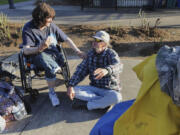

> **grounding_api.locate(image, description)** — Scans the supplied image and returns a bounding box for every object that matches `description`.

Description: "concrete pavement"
[2,55,142,135]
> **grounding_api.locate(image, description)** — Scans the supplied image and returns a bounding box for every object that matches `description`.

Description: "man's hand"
[94,68,108,80]
[67,86,75,100]
[77,51,86,59]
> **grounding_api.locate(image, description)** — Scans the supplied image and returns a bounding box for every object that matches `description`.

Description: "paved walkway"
[0,0,180,27]
[1,38,142,135]
[3,55,142,135]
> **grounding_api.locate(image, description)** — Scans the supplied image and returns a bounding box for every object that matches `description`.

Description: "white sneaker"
[48,92,60,107]
[54,67,62,74]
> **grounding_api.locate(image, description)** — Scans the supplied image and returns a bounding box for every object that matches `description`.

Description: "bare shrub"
[0,13,11,45]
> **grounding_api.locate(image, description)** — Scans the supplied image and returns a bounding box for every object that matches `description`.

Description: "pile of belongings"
[0,61,29,133]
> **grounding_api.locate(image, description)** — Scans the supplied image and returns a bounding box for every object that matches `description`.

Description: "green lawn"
[0,0,30,5]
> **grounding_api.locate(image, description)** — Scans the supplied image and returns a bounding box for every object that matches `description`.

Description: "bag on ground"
[0,81,27,122]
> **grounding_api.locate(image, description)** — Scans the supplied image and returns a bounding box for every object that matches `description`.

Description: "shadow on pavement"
[5,90,105,133]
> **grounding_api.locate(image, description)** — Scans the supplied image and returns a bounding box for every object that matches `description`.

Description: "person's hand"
[39,36,52,52]
[77,51,87,59]
[67,86,75,100]
[45,36,53,47]
[94,68,108,80]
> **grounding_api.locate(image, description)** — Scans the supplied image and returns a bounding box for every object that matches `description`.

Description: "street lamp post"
[8,0,16,9]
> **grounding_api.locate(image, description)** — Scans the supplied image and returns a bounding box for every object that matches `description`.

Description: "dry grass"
[0,13,23,47]
[0,18,179,57]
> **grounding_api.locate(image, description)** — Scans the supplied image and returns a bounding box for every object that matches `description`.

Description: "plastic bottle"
[0,116,6,133]
[12,102,27,121]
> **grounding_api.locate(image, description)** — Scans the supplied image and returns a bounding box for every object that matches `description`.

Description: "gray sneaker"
[48,92,60,107]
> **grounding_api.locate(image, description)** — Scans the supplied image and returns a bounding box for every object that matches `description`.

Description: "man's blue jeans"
[74,85,122,110]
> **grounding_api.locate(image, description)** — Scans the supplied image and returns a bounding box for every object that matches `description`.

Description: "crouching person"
[67,31,123,111]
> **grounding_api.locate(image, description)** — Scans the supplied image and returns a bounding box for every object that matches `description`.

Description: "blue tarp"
[90,99,135,135]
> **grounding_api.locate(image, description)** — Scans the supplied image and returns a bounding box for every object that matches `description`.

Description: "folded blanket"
[114,55,180,135]
[90,99,135,135]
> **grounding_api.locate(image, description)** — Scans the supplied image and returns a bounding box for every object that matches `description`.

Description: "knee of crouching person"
[113,92,122,103]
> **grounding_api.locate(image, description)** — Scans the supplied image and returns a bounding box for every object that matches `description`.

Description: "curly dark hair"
[32,2,55,27]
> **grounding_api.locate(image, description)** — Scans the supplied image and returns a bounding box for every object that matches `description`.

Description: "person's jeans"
[32,49,64,81]
[74,85,122,110]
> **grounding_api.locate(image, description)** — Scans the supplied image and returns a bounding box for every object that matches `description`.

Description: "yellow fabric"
[114,54,180,135]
